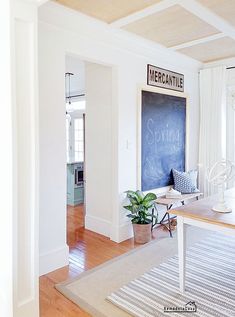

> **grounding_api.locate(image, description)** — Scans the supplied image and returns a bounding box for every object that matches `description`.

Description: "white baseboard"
[85,215,111,237]
[111,211,167,243]
[85,210,168,243]
[39,244,69,276]
[110,222,133,243]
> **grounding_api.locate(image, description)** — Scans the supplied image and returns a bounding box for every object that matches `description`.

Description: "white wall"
[65,55,85,95]
[38,27,69,275]
[38,1,201,274]
[85,63,113,236]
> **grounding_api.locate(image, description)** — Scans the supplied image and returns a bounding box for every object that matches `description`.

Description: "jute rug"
[56,227,213,317]
[107,233,235,317]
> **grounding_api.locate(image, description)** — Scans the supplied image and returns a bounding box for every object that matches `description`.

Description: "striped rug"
[107,233,235,317]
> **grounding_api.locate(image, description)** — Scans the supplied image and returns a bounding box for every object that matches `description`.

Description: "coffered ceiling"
[178,36,235,62]
[198,0,235,27]
[53,0,235,63]
[54,0,162,23]
[123,5,219,48]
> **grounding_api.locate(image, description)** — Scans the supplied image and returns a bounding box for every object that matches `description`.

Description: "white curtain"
[226,70,235,188]
[199,66,226,196]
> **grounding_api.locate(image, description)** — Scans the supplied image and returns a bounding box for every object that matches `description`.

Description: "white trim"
[170,33,225,51]
[11,1,40,316]
[65,56,119,244]
[26,0,47,5]
[116,222,133,243]
[203,57,235,69]
[0,1,13,316]
[180,0,235,41]
[39,245,69,276]
[110,0,178,28]
[85,215,111,238]
[36,0,49,6]
[137,85,189,193]
[183,217,235,236]
[110,66,120,243]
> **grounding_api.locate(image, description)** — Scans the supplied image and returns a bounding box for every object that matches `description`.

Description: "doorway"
[64,54,115,252]
[65,55,86,247]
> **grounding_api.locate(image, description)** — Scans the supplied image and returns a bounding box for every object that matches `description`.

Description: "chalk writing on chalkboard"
[141,90,186,191]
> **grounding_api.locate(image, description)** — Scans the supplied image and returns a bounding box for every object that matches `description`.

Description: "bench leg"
[158,205,174,237]
[151,206,159,231]
[151,208,154,231]
[159,212,168,224]
[167,212,173,238]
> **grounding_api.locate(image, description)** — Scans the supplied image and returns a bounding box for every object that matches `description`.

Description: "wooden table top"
[169,188,235,229]
[156,192,202,206]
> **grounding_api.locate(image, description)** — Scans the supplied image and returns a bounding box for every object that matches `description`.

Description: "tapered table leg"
[177,216,186,293]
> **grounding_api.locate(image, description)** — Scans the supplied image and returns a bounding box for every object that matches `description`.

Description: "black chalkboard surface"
[141,90,186,191]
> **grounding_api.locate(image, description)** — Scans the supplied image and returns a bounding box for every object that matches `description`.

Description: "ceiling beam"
[110,0,235,52]
[170,33,225,50]
[37,0,49,6]
[110,0,178,28]
[180,0,235,41]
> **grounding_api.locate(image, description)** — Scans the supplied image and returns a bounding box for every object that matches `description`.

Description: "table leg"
[177,216,186,293]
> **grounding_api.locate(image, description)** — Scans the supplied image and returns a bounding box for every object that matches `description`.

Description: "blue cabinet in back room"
[67,162,84,206]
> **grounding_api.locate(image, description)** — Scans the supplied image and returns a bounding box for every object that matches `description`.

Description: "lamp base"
[212,202,232,213]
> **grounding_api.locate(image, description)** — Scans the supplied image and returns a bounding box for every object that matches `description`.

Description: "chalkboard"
[141,90,186,191]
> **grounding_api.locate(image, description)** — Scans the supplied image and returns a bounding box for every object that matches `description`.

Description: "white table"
[169,188,235,294]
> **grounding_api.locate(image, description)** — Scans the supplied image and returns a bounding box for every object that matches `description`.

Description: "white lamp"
[207,159,235,213]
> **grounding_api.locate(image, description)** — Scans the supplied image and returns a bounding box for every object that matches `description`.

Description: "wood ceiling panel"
[178,37,235,62]
[123,5,219,47]
[198,0,235,27]
[54,0,162,23]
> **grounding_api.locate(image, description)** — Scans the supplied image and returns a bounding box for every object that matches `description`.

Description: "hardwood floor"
[40,205,169,317]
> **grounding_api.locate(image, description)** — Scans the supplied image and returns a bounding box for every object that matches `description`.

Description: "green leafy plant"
[124,190,157,225]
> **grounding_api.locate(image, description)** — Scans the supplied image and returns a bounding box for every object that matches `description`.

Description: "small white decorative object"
[207,159,235,213]
[166,188,182,199]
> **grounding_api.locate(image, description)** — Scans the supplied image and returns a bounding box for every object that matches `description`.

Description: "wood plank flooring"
[40,205,169,317]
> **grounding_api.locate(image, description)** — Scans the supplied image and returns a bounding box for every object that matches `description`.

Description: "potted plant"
[124,190,157,244]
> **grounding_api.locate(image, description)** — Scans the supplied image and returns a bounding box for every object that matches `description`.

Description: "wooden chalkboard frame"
[137,85,189,194]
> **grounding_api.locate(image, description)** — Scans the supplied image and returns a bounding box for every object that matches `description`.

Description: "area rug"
[107,233,235,317]
[56,227,212,317]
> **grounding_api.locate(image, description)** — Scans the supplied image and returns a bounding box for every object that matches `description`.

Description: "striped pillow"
[172,169,199,194]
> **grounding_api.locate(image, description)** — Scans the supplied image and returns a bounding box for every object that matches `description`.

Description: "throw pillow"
[172,169,199,194]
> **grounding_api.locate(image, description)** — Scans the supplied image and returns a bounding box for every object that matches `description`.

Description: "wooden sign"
[147,64,184,92]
